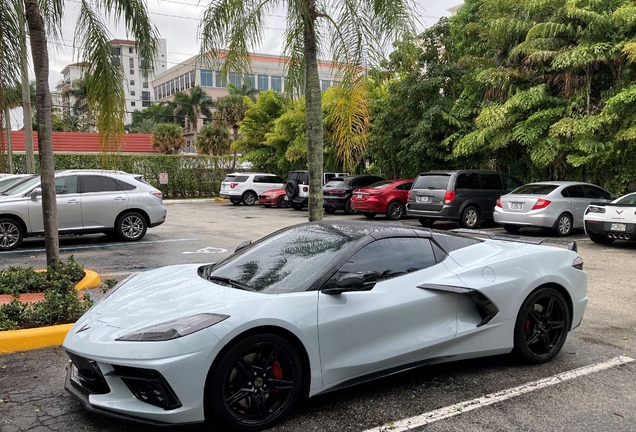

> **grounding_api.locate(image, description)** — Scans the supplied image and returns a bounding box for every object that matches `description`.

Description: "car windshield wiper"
[207,275,252,291]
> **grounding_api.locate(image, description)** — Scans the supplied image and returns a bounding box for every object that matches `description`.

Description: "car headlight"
[115,313,229,342]
[268,194,277,198]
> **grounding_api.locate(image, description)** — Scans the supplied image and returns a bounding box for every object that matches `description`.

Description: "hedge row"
[6,153,244,198]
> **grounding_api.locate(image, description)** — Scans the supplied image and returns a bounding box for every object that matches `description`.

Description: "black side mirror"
[322,271,378,295]
[234,240,252,253]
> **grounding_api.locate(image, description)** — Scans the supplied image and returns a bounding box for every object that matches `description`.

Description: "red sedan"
[351,179,414,220]
[257,188,290,208]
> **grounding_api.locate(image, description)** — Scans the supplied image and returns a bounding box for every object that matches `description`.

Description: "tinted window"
[456,173,480,189]
[55,176,78,195]
[253,176,267,183]
[564,185,585,198]
[368,181,394,189]
[270,176,285,184]
[115,179,136,191]
[617,194,636,205]
[413,174,450,190]
[582,185,610,199]
[224,175,248,183]
[511,184,558,195]
[396,182,413,190]
[480,174,503,190]
[345,177,359,187]
[324,180,345,188]
[288,172,307,184]
[503,175,522,191]
[335,238,436,282]
[80,175,119,193]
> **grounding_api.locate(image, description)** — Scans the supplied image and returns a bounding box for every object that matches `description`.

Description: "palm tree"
[213,82,259,141]
[196,123,232,155]
[19,0,159,268]
[170,85,214,136]
[199,0,415,220]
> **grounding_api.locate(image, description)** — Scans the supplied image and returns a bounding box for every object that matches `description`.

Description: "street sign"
[159,172,168,184]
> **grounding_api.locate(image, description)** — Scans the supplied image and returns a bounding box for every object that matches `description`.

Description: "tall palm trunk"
[18,2,36,173]
[304,6,324,221]
[24,0,59,269]
[0,87,5,172]
[4,105,13,173]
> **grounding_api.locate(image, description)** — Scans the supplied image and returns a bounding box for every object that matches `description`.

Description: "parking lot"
[1,200,635,431]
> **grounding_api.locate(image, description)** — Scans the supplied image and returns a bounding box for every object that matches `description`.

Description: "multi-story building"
[152,52,341,152]
[58,63,86,117]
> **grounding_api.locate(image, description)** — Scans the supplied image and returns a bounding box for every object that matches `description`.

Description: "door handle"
[568,201,575,205]
[67,199,80,204]
[114,196,126,202]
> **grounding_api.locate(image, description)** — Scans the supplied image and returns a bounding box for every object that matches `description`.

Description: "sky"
[9,0,461,129]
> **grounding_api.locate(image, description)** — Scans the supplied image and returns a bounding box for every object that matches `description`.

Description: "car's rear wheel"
[344,198,357,215]
[230,198,241,206]
[277,196,289,208]
[460,206,479,229]
[513,287,569,364]
[386,202,405,220]
[554,213,573,236]
[590,234,615,244]
[207,333,303,432]
[116,212,147,241]
[363,212,376,219]
[418,217,435,227]
[503,224,521,233]
[242,191,257,206]
[291,202,303,210]
[0,218,24,251]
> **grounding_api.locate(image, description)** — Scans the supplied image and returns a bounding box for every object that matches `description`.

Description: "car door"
[28,175,83,233]
[317,237,460,387]
[79,175,129,230]
[478,173,505,219]
[562,185,588,227]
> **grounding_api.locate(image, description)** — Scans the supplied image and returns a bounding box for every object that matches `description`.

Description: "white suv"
[220,173,286,206]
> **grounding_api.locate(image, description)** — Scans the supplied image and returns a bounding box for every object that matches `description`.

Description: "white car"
[219,172,286,206]
[584,192,636,244]
[63,221,587,431]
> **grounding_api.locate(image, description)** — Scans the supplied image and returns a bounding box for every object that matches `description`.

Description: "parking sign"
[159,172,168,184]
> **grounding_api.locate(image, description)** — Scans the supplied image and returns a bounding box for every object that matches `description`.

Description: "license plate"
[417,196,431,203]
[511,202,523,210]
[356,194,363,199]
[611,223,626,232]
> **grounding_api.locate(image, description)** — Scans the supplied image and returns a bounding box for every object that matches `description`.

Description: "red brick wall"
[1,131,157,153]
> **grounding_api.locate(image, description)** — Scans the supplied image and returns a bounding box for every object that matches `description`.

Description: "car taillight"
[496,198,502,208]
[532,198,551,210]
[150,191,162,198]
[444,190,455,204]
[302,186,308,192]
[330,189,346,196]
[230,182,239,189]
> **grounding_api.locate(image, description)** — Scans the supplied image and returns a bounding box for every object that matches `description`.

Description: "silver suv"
[0,170,167,251]
[220,172,286,206]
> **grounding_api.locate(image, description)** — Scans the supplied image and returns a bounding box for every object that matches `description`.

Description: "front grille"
[108,365,182,410]
[66,351,110,395]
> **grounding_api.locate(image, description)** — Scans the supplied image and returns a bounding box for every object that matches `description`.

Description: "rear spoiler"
[450,229,578,252]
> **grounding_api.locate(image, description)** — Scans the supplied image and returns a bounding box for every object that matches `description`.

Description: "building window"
[130,80,135,86]
[112,47,121,56]
[143,82,148,88]
[130,69,135,75]
[129,47,133,54]
[154,88,158,101]
[129,58,134,68]
[142,91,150,101]
[229,71,240,87]
[180,75,185,91]
[142,101,150,107]
[190,70,196,86]
[170,80,175,94]
[321,80,331,91]
[185,73,190,89]
[131,101,136,106]
[215,71,227,88]
[271,76,282,92]
[131,91,135,96]
[257,74,269,90]
[201,69,213,87]
[243,74,255,89]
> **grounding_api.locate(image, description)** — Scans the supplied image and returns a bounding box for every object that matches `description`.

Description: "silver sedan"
[494,181,614,236]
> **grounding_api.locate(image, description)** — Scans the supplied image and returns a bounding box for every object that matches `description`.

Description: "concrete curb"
[0,269,101,354]
[164,197,229,204]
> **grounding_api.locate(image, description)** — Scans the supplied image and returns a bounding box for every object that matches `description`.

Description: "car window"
[253,176,266,183]
[55,176,78,195]
[368,181,394,189]
[396,182,413,190]
[334,237,437,282]
[80,175,120,193]
[2,176,40,195]
[456,173,480,189]
[480,174,504,190]
[564,185,585,198]
[324,180,345,188]
[413,174,450,190]
[115,179,137,191]
[617,194,636,205]
[288,172,307,184]
[582,185,610,199]
[503,175,522,191]
[511,184,558,195]
[270,176,285,184]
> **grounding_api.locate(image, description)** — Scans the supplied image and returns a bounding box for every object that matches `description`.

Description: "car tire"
[386,202,405,221]
[277,196,289,208]
[242,191,257,206]
[418,217,435,227]
[115,212,147,241]
[344,198,357,215]
[324,206,336,214]
[291,202,303,211]
[363,212,376,219]
[285,180,299,200]
[460,206,480,229]
[512,287,570,364]
[206,333,303,432]
[554,213,573,236]
[503,224,521,233]
[0,218,24,251]
[590,234,615,244]
[230,198,241,206]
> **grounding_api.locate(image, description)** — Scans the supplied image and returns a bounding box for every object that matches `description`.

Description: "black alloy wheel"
[460,206,479,229]
[344,198,357,215]
[589,234,615,244]
[116,212,147,241]
[503,224,521,233]
[0,218,24,251]
[242,191,257,206]
[207,334,303,432]
[277,196,289,208]
[418,217,435,227]
[513,287,570,364]
[554,213,573,236]
[386,202,405,221]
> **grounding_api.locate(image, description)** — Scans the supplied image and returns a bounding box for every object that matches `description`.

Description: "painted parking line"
[365,356,634,432]
[0,238,200,254]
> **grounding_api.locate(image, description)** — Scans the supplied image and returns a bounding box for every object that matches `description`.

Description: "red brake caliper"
[272,361,283,394]
[525,317,531,333]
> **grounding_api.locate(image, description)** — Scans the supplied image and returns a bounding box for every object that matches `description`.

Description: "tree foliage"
[196,123,232,155]
[152,123,186,154]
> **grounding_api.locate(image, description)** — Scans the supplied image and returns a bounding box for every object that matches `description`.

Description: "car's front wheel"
[242,191,257,206]
[513,287,570,364]
[0,218,24,251]
[116,212,147,241]
[207,333,303,432]
[277,196,289,208]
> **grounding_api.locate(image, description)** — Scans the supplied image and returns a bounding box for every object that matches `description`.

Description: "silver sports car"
[63,221,588,431]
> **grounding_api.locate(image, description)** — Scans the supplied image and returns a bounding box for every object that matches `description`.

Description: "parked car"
[257,188,289,208]
[0,174,36,194]
[584,192,636,244]
[0,170,166,251]
[323,175,385,214]
[63,220,587,431]
[220,173,286,206]
[350,179,414,220]
[285,170,348,210]
[494,181,614,236]
[406,170,523,228]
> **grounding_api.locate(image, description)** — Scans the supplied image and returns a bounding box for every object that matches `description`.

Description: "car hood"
[81,264,271,331]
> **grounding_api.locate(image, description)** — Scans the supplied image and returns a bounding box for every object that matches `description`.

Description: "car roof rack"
[450,229,577,252]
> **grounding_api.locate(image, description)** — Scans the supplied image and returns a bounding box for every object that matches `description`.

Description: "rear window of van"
[413,174,451,190]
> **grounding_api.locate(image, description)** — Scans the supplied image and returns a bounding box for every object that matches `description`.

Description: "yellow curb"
[213,197,230,202]
[75,269,101,291]
[0,323,73,354]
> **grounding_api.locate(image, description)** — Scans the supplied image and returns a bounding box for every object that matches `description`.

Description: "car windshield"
[413,174,450,190]
[510,184,559,195]
[0,177,32,193]
[616,194,636,205]
[1,176,40,195]
[207,224,357,293]
[367,181,394,189]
